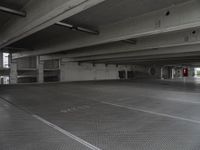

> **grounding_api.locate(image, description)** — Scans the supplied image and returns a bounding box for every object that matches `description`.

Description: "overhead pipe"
[0,5,26,17]
[56,22,99,35]
[56,22,73,28]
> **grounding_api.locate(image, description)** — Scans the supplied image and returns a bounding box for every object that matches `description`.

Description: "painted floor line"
[33,115,101,150]
[0,98,101,150]
[101,101,200,125]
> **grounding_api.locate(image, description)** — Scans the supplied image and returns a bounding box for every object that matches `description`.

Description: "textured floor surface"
[1,79,200,150]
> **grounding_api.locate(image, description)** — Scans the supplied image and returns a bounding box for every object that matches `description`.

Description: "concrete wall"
[60,62,130,82]
[16,56,37,69]
[132,65,161,79]
[174,67,195,78]
[162,67,171,79]
[162,66,195,79]
[60,62,162,82]
[23,57,59,69]
[43,59,59,69]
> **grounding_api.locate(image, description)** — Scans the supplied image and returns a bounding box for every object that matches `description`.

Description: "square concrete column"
[0,77,3,85]
[9,54,18,84]
[10,61,18,84]
[37,56,44,83]
[125,66,128,80]
[0,52,3,68]
[59,59,63,82]
[160,67,164,80]
[171,68,175,79]
[59,58,72,82]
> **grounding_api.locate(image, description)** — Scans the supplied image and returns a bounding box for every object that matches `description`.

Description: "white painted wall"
[60,62,130,82]
[60,62,162,82]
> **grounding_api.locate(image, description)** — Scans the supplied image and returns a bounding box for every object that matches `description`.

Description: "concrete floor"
[1,79,200,150]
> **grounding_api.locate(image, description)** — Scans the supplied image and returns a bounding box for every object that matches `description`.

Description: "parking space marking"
[102,101,200,125]
[33,115,101,150]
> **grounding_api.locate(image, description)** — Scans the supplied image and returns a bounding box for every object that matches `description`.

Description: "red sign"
[183,68,188,77]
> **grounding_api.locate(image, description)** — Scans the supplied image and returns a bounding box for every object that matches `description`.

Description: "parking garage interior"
[1,0,200,150]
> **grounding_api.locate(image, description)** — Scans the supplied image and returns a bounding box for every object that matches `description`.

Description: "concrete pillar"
[125,66,128,80]
[60,58,71,82]
[0,77,3,85]
[171,68,175,79]
[0,52,3,68]
[0,52,3,84]
[9,59,18,84]
[161,67,164,80]
[37,56,44,83]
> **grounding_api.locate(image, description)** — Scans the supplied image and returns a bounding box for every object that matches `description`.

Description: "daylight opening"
[195,68,200,77]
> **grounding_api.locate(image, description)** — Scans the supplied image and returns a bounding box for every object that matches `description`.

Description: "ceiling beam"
[92,56,200,65]
[71,44,200,62]
[12,0,200,57]
[112,59,200,65]
[39,45,200,63]
[0,5,26,17]
[29,28,200,60]
[85,52,200,63]
[0,0,105,49]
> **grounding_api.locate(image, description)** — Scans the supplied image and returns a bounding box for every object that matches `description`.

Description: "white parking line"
[101,101,200,125]
[33,115,101,150]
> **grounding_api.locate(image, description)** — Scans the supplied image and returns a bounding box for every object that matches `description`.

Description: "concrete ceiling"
[10,25,89,50]
[3,0,200,66]
[0,0,30,27]
[8,0,191,50]
[0,0,29,9]
[65,0,190,28]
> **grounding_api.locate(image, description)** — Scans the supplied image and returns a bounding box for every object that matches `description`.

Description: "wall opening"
[119,70,126,79]
[195,68,200,77]
[0,76,9,84]
[3,53,9,68]
[0,53,10,85]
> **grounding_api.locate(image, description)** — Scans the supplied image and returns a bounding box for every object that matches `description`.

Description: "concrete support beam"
[0,77,2,85]
[172,68,175,79]
[90,55,200,65]
[40,56,73,61]
[32,28,200,60]
[73,44,200,62]
[37,56,44,83]
[161,67,164,80]
[98,57,200,66]
[0,52,3,68]
[13,0,200,57]
[0,0,105,49]
[59,58,73,82]
[9,58,18,84]
[125,67,128,80]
